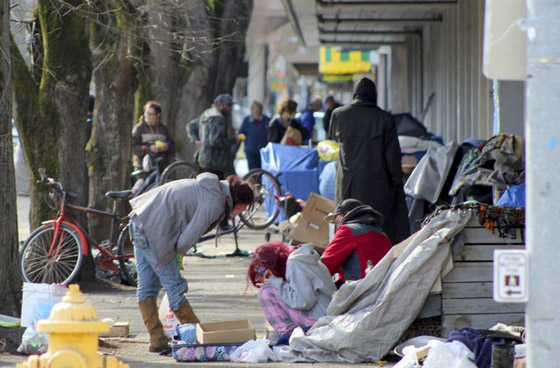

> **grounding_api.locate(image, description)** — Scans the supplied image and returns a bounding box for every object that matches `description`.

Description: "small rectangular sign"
[493,249,528,303]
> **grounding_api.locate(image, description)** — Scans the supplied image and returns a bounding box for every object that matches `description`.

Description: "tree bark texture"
[86,1,139,239]
[147,0,253,163]
[12,0,94,280]
[37,0,92,221]
[13,1,92,230]
[0,0,22,316]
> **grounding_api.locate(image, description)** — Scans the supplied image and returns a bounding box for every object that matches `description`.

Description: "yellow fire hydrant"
[18,284,129,368]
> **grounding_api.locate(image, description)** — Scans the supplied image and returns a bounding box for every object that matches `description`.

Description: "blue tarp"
[260,143,320,222]
[497,183,525,207]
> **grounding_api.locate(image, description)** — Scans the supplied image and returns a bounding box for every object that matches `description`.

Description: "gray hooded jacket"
[268,244,336,319]
[129,173,231,264]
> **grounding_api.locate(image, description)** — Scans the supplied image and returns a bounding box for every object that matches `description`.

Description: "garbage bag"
[230,339,279,363]
[423,340,476,368]
[17,299,58,355]
[394,345,421,368]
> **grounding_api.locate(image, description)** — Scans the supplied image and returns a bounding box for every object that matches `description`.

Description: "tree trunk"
[138,1,253,164]
[0,0,21,316]
[12,0,94,280]
[37,0,91,216]
[167,0,253,162]
[87,1,139,239]
[11,38,58,229]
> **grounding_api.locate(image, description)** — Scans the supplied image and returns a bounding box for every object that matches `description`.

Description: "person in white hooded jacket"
[247,242,336,338]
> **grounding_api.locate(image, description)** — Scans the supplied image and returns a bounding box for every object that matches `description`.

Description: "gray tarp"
[404,141,459,204]
[283,209,472,363]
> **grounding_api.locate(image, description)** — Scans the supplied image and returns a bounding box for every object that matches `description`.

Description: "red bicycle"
[20,169,137,286]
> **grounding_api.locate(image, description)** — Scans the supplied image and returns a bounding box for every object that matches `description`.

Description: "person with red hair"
[247,242,336,339]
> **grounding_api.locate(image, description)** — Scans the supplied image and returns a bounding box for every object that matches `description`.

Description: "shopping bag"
[158,293,179,337]
[280,126,302,146]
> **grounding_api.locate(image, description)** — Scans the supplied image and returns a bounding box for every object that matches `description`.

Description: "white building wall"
[398,0,495,143]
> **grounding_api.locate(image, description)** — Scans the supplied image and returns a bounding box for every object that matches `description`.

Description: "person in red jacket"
[321,199,392,286]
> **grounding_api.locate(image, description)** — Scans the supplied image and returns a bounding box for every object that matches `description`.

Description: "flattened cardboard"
[290,193,335,251]
[196,319,255,344]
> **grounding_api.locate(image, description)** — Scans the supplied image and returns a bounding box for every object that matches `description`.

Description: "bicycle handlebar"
[36,168,65,195]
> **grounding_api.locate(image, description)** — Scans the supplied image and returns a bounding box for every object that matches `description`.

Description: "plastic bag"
[158,293,179,338]
[423,340,477,368]
[176,323,198,344]
[17,299,58,354]
[316,140,340,161]
[230,339,279,363]
[394,345,421,368]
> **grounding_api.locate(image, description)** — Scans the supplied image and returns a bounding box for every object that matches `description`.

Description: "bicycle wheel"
[239,169,281,230]
[160,161,198,185]
[117,226,137,286]
[20,224,84,284]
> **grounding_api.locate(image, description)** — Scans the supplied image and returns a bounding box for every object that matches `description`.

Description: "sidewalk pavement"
[5,196,395,367]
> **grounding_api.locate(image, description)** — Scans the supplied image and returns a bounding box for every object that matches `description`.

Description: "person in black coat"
[323,95,341,139]
[267,98,309,144]
[329,78,410,244]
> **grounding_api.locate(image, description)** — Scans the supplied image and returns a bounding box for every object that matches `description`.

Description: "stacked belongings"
[449,134,524,205]
[403,139,483,233]
[394,113,444,178]
[404,142,460,233]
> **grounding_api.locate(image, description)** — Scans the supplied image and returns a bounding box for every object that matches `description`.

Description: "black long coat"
[329,78,410,244]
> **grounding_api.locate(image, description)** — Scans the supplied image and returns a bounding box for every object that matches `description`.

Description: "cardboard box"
[100,322,130,337]
[196,319,255,344]
[289,193,335,251]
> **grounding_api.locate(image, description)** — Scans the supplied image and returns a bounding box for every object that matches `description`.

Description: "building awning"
[281,0,455,47]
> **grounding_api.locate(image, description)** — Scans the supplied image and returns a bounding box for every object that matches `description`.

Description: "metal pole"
[525,1,560,367]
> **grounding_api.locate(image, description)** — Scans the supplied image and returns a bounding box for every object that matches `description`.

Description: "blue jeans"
[130,221,187,310]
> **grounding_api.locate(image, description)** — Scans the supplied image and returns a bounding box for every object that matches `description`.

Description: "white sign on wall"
[493,249,528,303]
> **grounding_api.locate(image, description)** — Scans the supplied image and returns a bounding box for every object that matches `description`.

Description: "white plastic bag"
[394,345,421,368]
[17,299,57,354]
[446,340,475,360]
[423,340,477,368]
[230,339,279,363]
[158,293,179,338]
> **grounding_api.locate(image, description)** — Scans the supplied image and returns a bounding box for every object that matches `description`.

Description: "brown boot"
[173,300,200,324]
[138,297,170,352]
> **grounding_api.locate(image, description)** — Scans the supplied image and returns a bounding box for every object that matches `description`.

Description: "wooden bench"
[441,216,525,337]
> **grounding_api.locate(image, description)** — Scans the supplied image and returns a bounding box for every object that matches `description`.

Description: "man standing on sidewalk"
[329,77,410,244]
[129,173,254,352]
[187,94,239,179]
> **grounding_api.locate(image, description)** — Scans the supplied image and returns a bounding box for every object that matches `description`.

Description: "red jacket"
[321,206,392,283]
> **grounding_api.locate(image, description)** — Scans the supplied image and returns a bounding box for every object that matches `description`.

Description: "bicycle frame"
[47,189,129,271]
[131,152,169,197]
[132,169,159,197]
